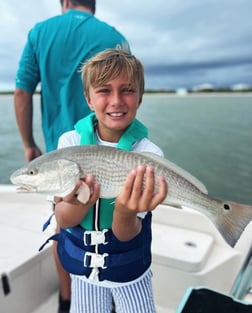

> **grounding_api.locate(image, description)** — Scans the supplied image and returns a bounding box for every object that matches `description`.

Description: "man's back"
[16,9,129,151]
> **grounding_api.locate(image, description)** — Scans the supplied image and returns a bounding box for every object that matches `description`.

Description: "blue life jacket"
[41,212,152,282]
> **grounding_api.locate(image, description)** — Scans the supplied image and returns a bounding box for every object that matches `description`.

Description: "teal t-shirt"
[16,10,130,152]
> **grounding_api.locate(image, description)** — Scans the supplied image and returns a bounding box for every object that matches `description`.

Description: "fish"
[10,145,252,248]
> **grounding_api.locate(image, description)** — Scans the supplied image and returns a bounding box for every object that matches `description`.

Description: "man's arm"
[14,88,42,161]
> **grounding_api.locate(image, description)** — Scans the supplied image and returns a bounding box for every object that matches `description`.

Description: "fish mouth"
[16,186,36,193]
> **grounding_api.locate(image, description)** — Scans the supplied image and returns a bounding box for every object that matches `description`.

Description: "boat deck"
[0,185,59,313]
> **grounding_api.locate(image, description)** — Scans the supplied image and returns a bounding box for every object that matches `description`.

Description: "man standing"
[14,1,129,312]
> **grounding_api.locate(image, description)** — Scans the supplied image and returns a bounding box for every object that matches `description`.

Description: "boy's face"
[86,72,142,142]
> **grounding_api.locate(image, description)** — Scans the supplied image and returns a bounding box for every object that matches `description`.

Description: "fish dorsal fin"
[136,151,208,194]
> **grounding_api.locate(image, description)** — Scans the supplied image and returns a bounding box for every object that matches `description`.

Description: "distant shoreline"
[1,90,252,96]
[143,91,252,98]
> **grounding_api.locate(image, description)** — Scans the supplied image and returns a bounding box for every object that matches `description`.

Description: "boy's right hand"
[54,175,100,228]
[60,175,100,205]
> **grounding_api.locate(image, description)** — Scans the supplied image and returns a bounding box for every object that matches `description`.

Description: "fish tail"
[213,201,252,247]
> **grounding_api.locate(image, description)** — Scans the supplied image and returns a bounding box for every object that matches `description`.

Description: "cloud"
[0,0,252,90]
[97,0,252,88]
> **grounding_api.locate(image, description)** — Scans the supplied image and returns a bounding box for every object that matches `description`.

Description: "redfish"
[10,145,252,247]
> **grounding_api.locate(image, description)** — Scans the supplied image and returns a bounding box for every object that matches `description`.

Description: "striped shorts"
[70,270,156,313]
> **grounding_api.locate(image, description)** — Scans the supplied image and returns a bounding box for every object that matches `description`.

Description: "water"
[1,93,252,204]
[1,95,45,184]
[139,94,252,204]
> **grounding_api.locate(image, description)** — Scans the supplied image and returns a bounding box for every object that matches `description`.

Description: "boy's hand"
[62,174,99,205]
[54,175,100,228]
[115,165,168,215]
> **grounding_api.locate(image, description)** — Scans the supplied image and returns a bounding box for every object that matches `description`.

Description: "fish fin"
[212,201,252,247]
[136,151,208,194]
[77,182,90,204]
[166,202,183,209]
[52,159,81,197]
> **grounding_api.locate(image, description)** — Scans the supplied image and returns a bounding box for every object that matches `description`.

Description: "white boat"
[1,184,252,313]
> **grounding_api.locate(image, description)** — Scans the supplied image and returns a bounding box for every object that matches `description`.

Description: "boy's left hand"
[115,165,167,215]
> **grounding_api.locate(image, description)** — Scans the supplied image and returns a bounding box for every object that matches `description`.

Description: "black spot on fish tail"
[223,203,230,210]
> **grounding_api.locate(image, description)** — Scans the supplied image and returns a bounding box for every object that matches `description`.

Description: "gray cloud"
[0,0,252,90]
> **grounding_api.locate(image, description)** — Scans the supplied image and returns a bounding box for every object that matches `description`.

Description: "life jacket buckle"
[84,252,108,269]
[83,229,108,246]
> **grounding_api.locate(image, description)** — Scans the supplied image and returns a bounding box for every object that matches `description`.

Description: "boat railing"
[231,244,252,300]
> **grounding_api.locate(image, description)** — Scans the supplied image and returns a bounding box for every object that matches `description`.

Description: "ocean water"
[1,93,252,204]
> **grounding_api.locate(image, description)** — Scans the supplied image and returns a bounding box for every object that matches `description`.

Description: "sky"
[1,0,252,91]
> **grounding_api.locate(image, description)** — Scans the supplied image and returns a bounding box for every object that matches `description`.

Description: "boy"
[54,49,167,313]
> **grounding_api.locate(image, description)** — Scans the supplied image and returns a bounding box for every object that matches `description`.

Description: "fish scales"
[70,146,207,207]
[10,145,252,247]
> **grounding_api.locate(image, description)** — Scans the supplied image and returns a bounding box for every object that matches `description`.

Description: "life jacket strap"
[39,228,150,268]
[42,213,55,231]
[62,230,150,268]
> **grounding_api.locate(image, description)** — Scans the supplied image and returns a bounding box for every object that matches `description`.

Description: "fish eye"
[28,169,37,175]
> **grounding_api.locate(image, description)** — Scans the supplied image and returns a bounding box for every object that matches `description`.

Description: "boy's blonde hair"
[81,49,145,98]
